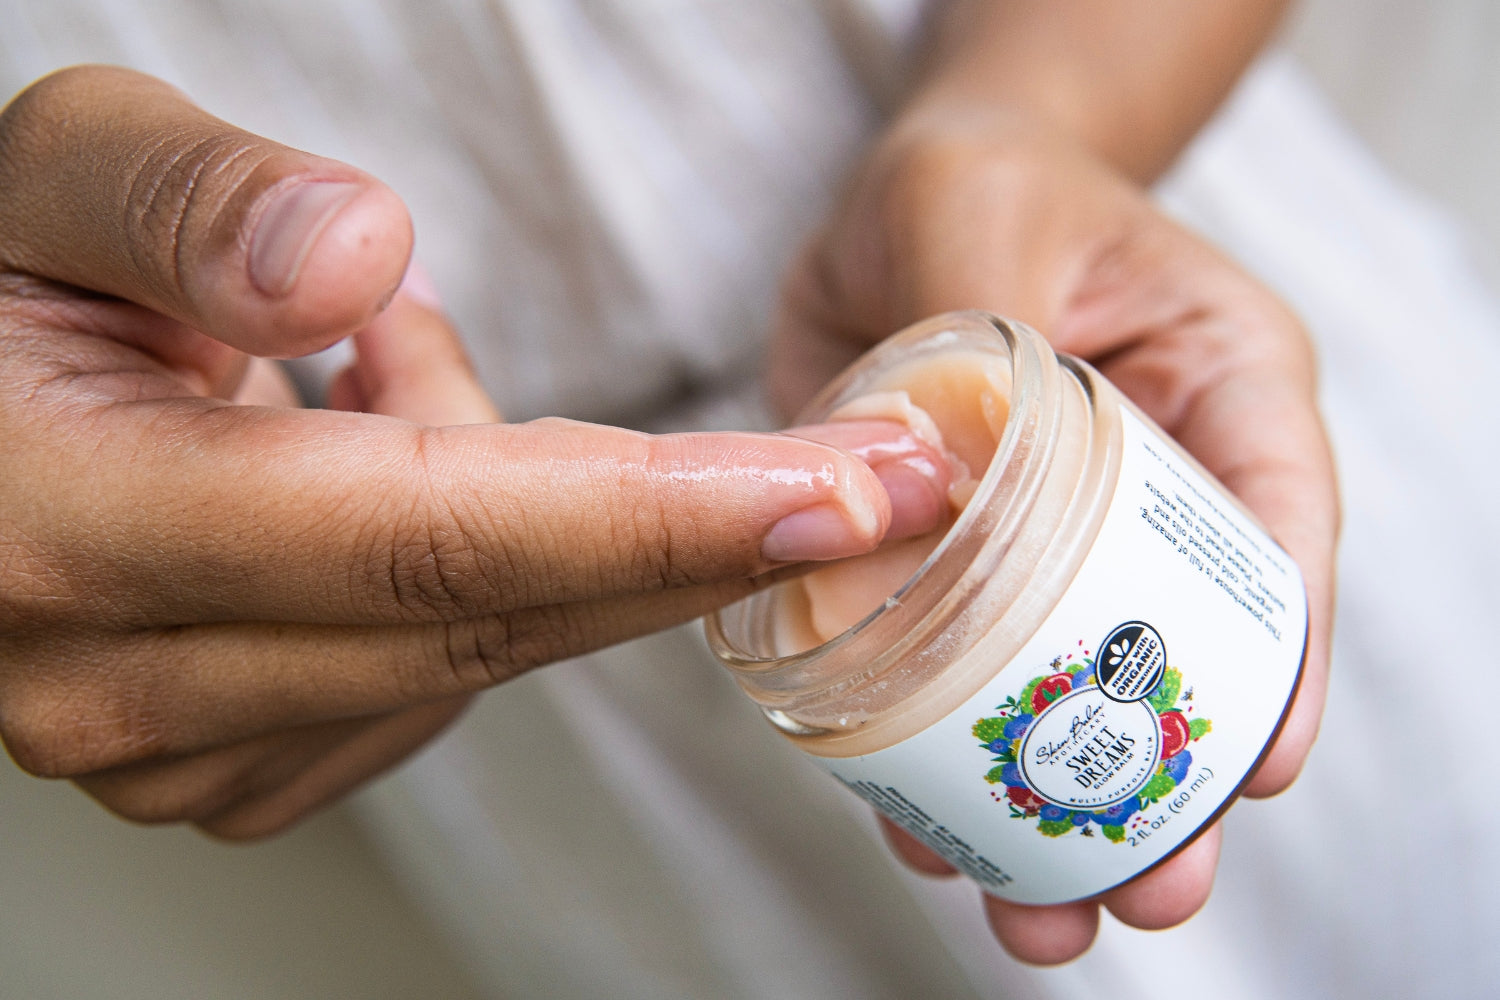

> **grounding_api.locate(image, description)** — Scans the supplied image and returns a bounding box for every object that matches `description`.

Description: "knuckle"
[626,501,693,592]
[376,510,484,621]
[0,671,165,778]
[0,65,95,156]
[496,609,569,675]
[634,438,708,590]
[437,609,577,690]
[366,430,515,619]
[437,617,521,689]
[1243,293,1317,373]
[123,131,276,303]
[646,496,704,591]
[392,521,476,617]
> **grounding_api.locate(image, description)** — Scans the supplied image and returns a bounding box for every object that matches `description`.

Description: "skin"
[0,68,951,839]
[0,0,1339,970]
[773,0,1337,966]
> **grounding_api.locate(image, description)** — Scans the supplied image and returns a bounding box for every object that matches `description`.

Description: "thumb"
[0,65,410,358]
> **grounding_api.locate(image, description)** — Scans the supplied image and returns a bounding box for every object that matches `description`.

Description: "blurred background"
[1291,0,1500,282]
[1,2,1496,997]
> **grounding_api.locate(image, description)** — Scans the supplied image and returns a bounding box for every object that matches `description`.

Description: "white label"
[813,410,1307,904]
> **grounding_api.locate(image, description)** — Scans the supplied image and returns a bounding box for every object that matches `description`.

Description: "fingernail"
[763,504,875,563]
[395,259,444,311]
[873,461,947,541]
[779,419,951,546]
[249,181,362,297]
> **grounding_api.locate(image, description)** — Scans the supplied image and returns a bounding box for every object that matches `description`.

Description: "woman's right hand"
[0,67,943,839]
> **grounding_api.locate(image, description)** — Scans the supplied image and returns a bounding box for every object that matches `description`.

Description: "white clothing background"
[0,3,1496,998]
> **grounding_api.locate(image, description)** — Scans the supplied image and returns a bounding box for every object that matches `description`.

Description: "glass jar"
[707,312,1307,904]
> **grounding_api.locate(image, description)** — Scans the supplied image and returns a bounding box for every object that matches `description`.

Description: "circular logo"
[1017,686,1162,809]
[1096,621,1167,703]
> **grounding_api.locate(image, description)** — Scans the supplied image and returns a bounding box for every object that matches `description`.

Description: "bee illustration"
[1182,686,1195,702]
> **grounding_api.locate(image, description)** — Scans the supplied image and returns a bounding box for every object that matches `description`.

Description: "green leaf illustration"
[1140,772,1177,801]
[1102,824,1126,843]
[1189,717,1212,740]
[973,717,1008,744]
[1147,667,1183,714]
[1037,819,1073,838]
[985,764,1010,785]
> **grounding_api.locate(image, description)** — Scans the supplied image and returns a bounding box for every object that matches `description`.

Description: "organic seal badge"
[1097,621,1168,702]
[973,624,1213,842]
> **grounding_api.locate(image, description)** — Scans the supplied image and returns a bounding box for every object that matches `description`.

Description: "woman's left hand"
[769,109,1338,965]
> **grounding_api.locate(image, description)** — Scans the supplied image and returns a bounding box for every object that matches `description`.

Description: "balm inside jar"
[708,312,1307,904]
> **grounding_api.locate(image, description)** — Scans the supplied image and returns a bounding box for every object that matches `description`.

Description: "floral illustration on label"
[972,631,1212,842]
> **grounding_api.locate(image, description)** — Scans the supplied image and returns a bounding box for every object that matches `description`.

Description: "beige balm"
[708,312,1307,904]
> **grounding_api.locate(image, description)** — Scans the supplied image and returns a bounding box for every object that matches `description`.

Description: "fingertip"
[752,435,893,564]
[1244,662,1326,798]
[1102,822,1220,930]
[1243,740,1310,799]
[983,896,1100,966]
[783,419,953,544]
[873,460,947,540]
[246,182,413,358]
[761,500,885,563]
[247,180,363,299]
[878,816,960,877]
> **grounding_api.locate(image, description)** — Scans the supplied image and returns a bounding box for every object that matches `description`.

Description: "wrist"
[893,1,1290,184]
[876,88,1135,207]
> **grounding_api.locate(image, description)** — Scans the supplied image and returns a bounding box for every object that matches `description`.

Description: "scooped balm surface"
[773,351,1010,653]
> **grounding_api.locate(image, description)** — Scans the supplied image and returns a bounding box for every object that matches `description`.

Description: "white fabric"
[1,0,927,424]
[2,3,1497,998]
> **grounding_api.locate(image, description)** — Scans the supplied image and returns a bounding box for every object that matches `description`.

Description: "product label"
[813,410,1307,904]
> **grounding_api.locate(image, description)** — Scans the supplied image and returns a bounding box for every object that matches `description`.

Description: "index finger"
[18,398,900,629]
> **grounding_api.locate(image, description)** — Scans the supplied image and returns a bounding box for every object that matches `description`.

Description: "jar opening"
[708,312,1062,715]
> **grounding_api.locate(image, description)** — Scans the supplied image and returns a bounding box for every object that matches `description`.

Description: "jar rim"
[707,311,1062,705]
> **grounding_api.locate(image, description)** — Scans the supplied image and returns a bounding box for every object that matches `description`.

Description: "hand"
[772,111,1338,963]
[0,67,947,839]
